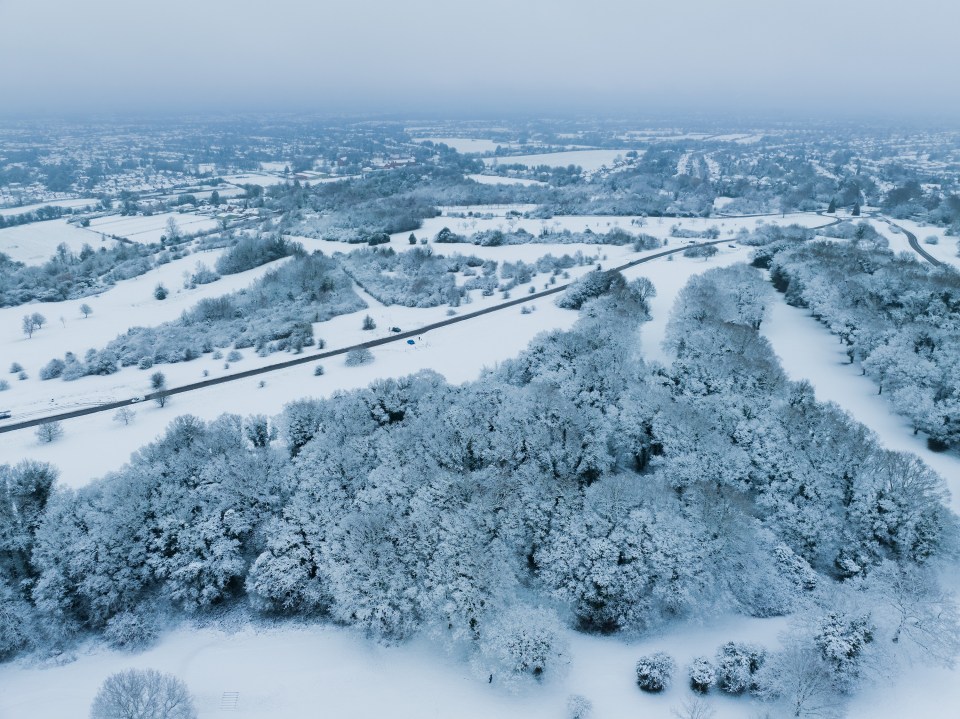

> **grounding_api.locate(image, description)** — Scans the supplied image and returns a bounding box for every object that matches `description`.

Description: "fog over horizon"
[1,0,957,121]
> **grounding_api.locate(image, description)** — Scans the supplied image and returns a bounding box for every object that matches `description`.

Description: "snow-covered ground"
[0,613,788,719]
[483,149,629,172]
[220,173,289,188]
[466,173,546,187]
[87,212,218,244]
[0,218,105,265]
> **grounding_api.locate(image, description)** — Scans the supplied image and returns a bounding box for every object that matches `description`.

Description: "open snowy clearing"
[86,212,219,243]
[483,149,630,172]
[220,172,292,188]
[0,218,108,265]
[0,612,790,719]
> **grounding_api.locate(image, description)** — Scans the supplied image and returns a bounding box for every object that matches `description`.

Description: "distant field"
[87,212,218,243]
[414,137,502,153]
[0,218,104,265]
[466,174,546,187]
[484,149,630,172]
[0,198,98,217]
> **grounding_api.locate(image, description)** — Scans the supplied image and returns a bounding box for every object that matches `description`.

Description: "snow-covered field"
[220,173,289,188]
[466,173,546,186]
[483,149,629,172]
[87,212,219,243]
[0,610,788,719]
[0,218,105,264]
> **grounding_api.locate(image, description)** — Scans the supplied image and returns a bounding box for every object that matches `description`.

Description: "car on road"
[130,396,143,403]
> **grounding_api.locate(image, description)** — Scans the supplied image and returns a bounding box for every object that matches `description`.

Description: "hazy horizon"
[1,0,958,120]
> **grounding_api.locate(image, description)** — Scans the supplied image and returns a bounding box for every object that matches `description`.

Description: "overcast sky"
[1,0,956,119]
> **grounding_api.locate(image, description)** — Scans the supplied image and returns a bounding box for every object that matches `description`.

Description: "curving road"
[0,213,842,434]
[895,222,943,267]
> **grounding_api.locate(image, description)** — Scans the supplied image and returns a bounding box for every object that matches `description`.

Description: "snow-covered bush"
[477,605,569,689]
[313,365,324,376]
[226,350,243,362]
[566,694,593,719]
[103,610,158,650]
[9,362,22,374]
[39,358,64,380]
[688,656,716,693]
[635,652,675,693]
[35,421,63,444]
[0,379,8,391]
[345,347,373,367]
[714,642,766,695]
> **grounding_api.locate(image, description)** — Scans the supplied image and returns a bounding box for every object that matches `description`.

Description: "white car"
[130,396,143,403]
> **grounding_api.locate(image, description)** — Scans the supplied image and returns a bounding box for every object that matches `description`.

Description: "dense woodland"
[2,267,956,713]
[765,237,960,449]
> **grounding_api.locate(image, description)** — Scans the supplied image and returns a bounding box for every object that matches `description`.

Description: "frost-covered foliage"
[340,246,468,307]
[566,694,593,719]
[344,347,374,367]
[556,270,655,310]
[476,606,570,688]
[214,234,300,275]
[769,240,960,448]
[103,609,159,650]
[688,656,716,693]
[90,669,196,719]
[69,253,363,369]
[0,241,164,307]
[443,227,662,249]
[635,652,675,692]
[2,266,957,688]
[714,642,767,695]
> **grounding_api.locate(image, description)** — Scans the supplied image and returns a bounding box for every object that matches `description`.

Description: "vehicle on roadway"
[0,410,11,420]
[130,396,143,403]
